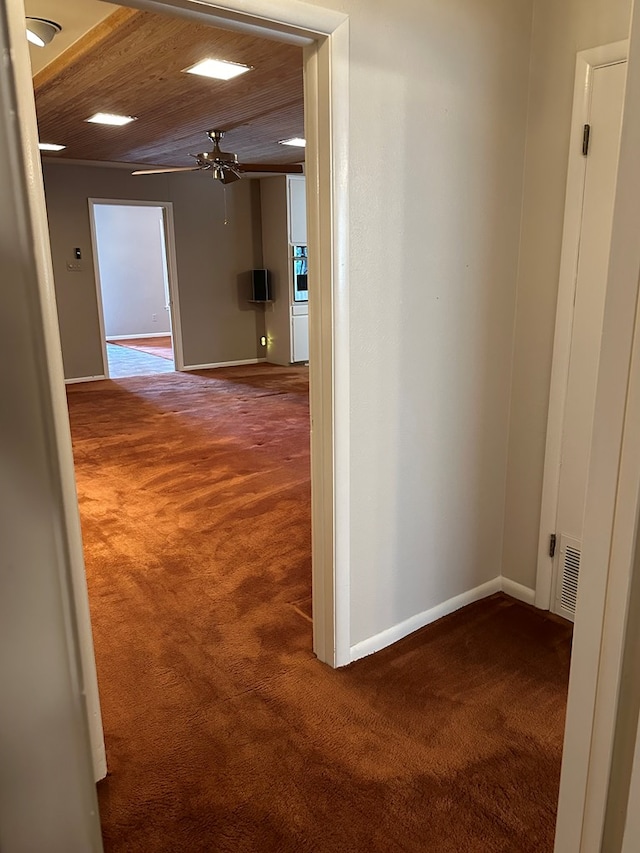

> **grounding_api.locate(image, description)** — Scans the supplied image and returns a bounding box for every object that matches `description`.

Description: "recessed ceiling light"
[279,137,306,148]
[26,18,61,48]
[86,113,137,126]
[38,142,66,152]
[184,58,252,81]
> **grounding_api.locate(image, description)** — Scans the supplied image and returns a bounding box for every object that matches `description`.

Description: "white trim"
[182,357,266,370]
[125,0,346,39]
[350,578,502,663]
[87,198,185,375]
[87,203,110,380]
[501,577,536,605]
[106,332,172,341]
[554,10,640,850]
[329,21,351,668]
[536,41,628,611]
[64,375,107,385]
[162,204,186,371]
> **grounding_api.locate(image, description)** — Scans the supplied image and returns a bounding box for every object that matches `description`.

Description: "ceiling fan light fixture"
[184,58,252,81]
[38,142,66,152]
[86,113,137,126]
[26,17,61,47]
[279,137,306,148]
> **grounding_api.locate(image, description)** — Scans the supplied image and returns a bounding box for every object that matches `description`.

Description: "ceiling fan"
[132,129,304,184]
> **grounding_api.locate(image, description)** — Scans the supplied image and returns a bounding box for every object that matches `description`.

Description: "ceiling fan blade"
[238,163,304,175]
[131,166,202,176]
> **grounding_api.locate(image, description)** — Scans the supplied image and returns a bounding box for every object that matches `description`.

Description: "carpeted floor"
[110,335,174,360]
[67,365,572,853]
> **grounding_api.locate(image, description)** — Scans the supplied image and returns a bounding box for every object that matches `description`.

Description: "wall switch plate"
[66,261,83,272]
[152,313,158,322]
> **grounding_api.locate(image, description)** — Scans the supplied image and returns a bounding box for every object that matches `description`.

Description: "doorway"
[537,42,628,621]
[88,199,184,379]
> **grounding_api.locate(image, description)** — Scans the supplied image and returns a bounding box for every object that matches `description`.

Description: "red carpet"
[66,365,571,852]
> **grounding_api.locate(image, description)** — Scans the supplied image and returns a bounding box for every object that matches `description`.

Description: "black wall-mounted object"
[251,269,272,302]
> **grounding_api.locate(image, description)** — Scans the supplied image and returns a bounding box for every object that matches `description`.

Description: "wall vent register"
[555,534,582,621]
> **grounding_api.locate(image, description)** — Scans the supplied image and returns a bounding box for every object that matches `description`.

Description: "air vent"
[556,535,582,620]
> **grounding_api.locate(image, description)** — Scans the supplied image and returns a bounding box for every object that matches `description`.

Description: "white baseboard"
[350,577,502,663]
[106,332,171,341]
[501,577,536,605]
[65,375,107,384]
[182,357,266,370]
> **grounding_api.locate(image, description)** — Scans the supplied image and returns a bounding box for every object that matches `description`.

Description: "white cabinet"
[260,175,307,365]
[291,304,309,363]
[287,176,307,245]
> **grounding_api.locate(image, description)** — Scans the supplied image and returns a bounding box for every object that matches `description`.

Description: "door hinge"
[549,534,557,558]
[582,124,591,156]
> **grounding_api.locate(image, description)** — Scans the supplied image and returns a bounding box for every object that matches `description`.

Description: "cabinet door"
[292,313,309,363]
[288,177,307,245]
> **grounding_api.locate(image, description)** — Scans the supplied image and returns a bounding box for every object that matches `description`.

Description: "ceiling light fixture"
[86,113,137,126]
[25,17,61,47]
[184,58,252,81]
[279,137,306,148]
[38,142,66,152]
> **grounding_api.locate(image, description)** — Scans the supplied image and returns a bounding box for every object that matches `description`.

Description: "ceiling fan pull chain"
[223,185,228,226]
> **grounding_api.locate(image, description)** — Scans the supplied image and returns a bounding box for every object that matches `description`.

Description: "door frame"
[118,0,351,669]
[11,0,349,796]
[554,2,640,846]
[88,198,185,376]
[535,40,628,611]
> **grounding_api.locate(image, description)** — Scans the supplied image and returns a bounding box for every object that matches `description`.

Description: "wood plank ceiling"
[33,6,304,168]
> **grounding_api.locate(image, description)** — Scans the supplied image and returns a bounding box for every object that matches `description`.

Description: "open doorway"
[28,0,344,834]
[89,199,182,379]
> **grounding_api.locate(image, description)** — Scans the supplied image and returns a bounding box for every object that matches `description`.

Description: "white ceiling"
[25,0,115,74]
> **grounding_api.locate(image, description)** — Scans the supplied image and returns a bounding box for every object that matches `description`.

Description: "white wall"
[93,204,171,339]
[501,0,632,591]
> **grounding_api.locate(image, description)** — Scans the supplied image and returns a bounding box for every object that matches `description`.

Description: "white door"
[550,60,627,621]
[291,304,310,363]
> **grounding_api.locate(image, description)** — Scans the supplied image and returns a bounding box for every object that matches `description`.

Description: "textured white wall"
[502,0,632,591]
[93,204,171,339]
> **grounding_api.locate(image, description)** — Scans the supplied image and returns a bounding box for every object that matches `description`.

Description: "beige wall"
[43,162,264,378]
[501,0,633,590]
[260,176,292,366]
[292,0,534,647]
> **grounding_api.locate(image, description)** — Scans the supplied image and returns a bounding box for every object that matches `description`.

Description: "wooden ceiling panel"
[33,7,305,168]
